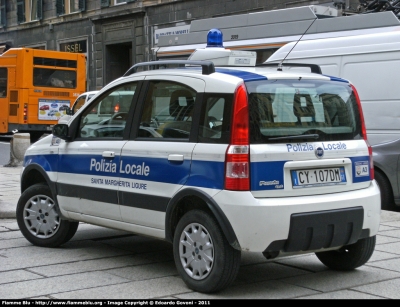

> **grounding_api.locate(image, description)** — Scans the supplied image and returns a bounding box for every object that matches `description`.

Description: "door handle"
[102,151,115,158]
[168,154,184,162]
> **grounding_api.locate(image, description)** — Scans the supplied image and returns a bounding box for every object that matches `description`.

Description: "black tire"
[16,184,79,247]
[173,209,241,293]
[315,236,376,271]
[375,170,396,211]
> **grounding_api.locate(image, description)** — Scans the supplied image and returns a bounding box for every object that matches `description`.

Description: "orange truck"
[0,48,86,142]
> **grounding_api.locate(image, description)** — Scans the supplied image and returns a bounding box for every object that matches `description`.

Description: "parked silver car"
[373,139,400,211]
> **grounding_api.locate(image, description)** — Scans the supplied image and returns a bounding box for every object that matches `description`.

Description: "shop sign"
[154,25,190,44]
[59,40,87,53]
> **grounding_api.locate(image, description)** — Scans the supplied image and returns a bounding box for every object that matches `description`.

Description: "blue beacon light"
[206,28,224,48]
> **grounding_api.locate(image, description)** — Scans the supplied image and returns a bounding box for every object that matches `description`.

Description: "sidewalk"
[0,164,22,218]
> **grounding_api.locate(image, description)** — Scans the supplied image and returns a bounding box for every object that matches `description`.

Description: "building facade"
[0,0,361,91]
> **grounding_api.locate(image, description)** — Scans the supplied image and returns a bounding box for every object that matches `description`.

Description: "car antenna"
[277,17,318,71]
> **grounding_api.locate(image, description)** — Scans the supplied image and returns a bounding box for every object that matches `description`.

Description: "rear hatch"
[246,77,372,197]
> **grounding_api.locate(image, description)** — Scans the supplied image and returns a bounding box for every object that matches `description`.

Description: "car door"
[56,79,143,221]
[118,76,205,233]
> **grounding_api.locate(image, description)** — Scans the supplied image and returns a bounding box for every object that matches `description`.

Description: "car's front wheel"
[16,184,79,247]
[315,236,376,270]
[173,209,241,293]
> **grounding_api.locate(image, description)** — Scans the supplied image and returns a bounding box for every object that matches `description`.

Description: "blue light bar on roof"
[206,28,224,48]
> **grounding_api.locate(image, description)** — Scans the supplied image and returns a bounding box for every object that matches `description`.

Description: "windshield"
[245,79,363,144]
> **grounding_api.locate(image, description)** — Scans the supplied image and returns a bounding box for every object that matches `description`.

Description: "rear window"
[245,79,363,144]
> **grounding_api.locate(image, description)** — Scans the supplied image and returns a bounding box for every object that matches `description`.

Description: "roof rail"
[258,63,322,74]
[123,60,215,76]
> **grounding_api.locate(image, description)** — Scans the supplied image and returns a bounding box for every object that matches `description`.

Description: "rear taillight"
[225,83,250,191]
[367,142,374,180]
[23,104,27,123]
[114,104,120,113]
[351,84,374,180]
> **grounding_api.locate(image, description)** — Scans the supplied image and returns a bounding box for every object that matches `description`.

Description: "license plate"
[291,167,346,188]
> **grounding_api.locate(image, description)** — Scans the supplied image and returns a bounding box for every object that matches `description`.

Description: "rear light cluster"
[23,104,27,123]
[351,84,374,180]
[225,83,250,191]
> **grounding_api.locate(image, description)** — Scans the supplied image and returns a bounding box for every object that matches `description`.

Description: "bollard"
[3,133,31,167]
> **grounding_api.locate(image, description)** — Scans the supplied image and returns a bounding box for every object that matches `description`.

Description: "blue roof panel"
[215,68,268,81]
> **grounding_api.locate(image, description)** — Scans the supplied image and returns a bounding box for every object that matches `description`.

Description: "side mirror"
[66,107,73,115]
[52,124,71,141]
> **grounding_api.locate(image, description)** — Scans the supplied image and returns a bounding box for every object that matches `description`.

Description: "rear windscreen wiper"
[268,134,319,141]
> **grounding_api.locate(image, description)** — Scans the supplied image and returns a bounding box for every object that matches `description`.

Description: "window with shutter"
[0,0,6,27]
[55,0,65,16]
[36,0,43,20]
[79,0,86,11]
[101,0,110,7]
[15,1,44,22]
[17,0,26,23]
[30,0,37,20]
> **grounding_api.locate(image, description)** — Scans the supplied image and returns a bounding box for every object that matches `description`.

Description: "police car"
[16,29,380,294]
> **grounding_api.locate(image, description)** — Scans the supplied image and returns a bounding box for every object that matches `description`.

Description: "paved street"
[0,136,11,166]
[2,165,400,299]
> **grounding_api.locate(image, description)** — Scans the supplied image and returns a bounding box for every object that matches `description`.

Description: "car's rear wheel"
[315,236,376,270]
[173,209,241,293]
[375,170,396,211]
[16,184,79,247]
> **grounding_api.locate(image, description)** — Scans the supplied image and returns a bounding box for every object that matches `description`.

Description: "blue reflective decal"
[24,154,224,188]
[24,154,59,172]
[251,161,286,190]
[186,160,225,189]
[323,75,349,83]
[215,68,268,82]
[24,154,370,191]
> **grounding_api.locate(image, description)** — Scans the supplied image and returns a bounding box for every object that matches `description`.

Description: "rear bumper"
[264,206,367,256]
[213,180,381,252]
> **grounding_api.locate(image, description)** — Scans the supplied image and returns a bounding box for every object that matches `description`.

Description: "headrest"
[293,93,315,118]
[169,90,194,117]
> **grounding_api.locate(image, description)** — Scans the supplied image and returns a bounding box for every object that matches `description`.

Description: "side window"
[137,81,196,139]
[0,67,7,97]
[77,83,137,139]
[198,94,232,144]
[17,0,43,23]
[56,0,85,15]
[72,95,86,114]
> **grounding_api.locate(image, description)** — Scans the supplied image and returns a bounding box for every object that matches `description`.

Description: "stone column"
[3,133,31,167]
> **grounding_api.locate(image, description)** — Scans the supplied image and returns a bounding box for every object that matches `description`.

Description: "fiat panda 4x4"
[17,29,380,293]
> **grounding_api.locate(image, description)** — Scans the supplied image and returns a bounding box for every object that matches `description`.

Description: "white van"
[266,30,400,211]
[266,30,400,147]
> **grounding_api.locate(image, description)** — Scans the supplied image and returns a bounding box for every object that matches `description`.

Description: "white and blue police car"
[16,29,380,293]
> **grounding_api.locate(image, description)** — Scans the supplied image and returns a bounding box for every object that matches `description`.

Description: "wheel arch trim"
[165,187,241,250]
[20,164,63,215]
[21,164,56,193]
